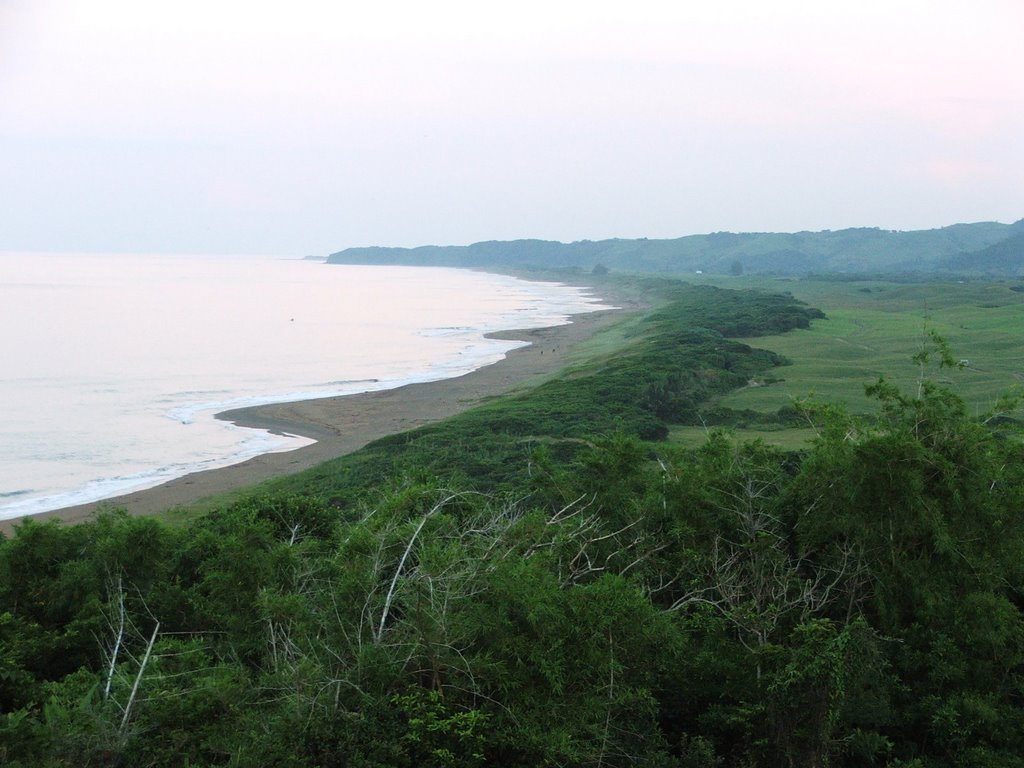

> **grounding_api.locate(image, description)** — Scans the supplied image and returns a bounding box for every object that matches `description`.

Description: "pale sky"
[1,0,1022,255]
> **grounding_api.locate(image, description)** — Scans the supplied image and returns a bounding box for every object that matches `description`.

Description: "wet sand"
[2,300,630,533]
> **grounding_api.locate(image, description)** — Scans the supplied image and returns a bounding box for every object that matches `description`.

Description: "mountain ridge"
[328,219,1024,275]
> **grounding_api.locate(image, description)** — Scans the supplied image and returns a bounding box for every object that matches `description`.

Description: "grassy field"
[669,424,821,451]
[672,276,1024,448]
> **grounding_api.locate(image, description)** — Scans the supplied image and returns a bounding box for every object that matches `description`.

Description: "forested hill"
[327,219,1024,276]
[940,229,1024,274]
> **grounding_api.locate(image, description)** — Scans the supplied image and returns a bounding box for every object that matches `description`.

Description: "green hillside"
[941,228,1024,275]
[328,220,1021,275]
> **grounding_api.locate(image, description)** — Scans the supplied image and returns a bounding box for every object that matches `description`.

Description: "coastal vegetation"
[2,276,1024,766]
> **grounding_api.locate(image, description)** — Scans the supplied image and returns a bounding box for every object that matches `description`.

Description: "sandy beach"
[2,299,630,533]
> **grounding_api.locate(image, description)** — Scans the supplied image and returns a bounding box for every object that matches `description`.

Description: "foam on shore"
[1,263,609,521]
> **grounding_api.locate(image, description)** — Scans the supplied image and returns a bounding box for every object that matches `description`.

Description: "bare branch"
[120,620,160,734]
[375,492,468,642]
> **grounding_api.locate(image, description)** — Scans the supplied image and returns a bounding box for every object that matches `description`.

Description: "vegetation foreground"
[2,278,1024,767]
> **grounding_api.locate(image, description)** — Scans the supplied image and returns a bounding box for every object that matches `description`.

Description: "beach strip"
[2,304,628,533]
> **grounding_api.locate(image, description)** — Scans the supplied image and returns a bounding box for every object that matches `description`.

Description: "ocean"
[0,253,606,520]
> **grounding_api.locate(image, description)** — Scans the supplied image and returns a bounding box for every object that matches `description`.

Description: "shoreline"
[2,299,631,533]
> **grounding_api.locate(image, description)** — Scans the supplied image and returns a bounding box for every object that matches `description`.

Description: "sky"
[1,0,1022,255]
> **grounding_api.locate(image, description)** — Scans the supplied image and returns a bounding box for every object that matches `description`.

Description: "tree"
[785,337,1024,765]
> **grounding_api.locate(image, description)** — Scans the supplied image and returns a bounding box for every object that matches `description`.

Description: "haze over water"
[0,254,605,519]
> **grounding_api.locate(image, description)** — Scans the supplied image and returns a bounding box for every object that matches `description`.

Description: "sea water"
[0,253,606,519]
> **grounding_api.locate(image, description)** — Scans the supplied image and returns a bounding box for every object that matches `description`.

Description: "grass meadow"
[674,276,1024,448]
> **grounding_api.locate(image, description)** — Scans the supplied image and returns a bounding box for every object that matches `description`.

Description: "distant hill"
[939,227,1024,276]
[327,220,1024,276]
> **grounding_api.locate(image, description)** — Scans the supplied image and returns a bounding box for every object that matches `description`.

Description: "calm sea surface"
[0,253,606,519]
